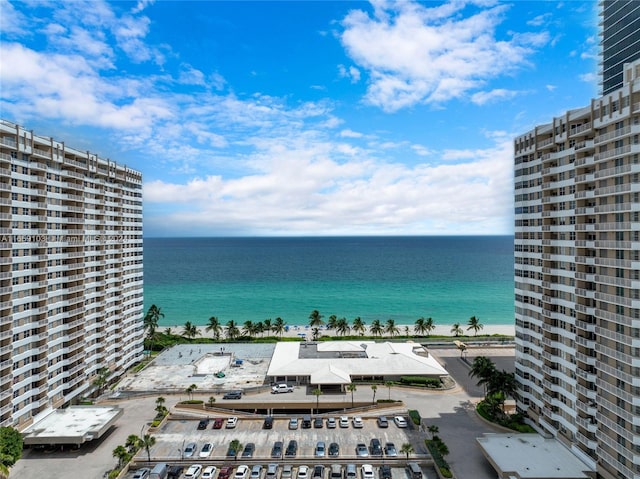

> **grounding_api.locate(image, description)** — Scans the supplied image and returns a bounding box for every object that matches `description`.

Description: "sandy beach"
[162,322,515,340]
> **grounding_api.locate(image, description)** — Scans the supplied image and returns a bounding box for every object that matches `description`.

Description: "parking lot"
[131,413,428,479]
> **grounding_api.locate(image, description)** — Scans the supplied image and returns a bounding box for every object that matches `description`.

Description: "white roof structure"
[267,341,448,384]
[476,434,593,479]
[21,406,123,445]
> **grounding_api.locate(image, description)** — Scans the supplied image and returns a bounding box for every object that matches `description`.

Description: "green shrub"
[179,399,204,404]
[425,439,451,475]
[439,466,453,478]
[408,410,421,425]
[108,470,120,479]
[399,376,442,387]
[150,420,161,427]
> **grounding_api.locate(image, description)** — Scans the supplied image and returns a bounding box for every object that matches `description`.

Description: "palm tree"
[112,445,130,468]
[206,316,223,340]
[450,322,463,337]
[186,383,197,400]
[125,434,141,453]
[226,320,240,340]
[327,314,338,331]
[273,317,286,338]
[370,319,383,337]
[400,443,414,461]
[384,381,393,400]
[208,396,216,407]
[352,317,366,336]
[427,424,439,439]
[263,319,272,335]
[371,384,378,404]
[414,317,427,335]
[467,315,484,336]
[242,320,255,337]
[336,317,350,336]
[255,321,265,337]
[140,434,156,462]
[487,370,518,412]
[312,388,322,413]
[143,304,164,351]
[92,367,110,394]
[229,439,242,460]
[385,319,399,337]
[164,327,173,336]
[182,321,200,340]
[469,356,496,398]
[309,310,324,340]
[347,384,357,407]
[155,396,166,416]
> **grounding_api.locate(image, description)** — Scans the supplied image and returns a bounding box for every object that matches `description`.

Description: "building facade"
[514,60,640,479]
[600,0,640,95]
[0,120,144,429]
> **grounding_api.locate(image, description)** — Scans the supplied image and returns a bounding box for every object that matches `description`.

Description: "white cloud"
[339,0,548,111]
[579,72,597,83]
[338,64,361,83]
[471,88,519,105]
[340,129,364,138]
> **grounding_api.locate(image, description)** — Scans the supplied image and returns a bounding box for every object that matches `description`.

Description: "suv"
[312,466,325,479]
[285,440,298,457]
[198,419,209,430]
[302,415,312,429]
[271,441,283,458]
[345,465,357,479]
[223,390,242,400]
[369,438,383,456]
[263,416,274,429]
[329,465,342,479]
[406,464,422,479]
[266,464,278,479]
[132,469,150,479]
[377,416,388,428]
[313,416,323,428]
[379,466,392,479]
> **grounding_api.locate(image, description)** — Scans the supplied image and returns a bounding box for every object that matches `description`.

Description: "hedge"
[408,410,421,426]
[399,376,442,388]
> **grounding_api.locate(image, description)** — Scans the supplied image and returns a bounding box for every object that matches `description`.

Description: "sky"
[0,0,601,237]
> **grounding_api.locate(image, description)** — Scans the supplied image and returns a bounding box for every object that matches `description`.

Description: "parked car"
[185,465,203,479]
[384,442,397,457]
[200,442,214,458]
[235,465,250,479]
[266,464,278,479]
[223,391,242,400]
[297,466,310,479]
[285,440,298,457]
[271,383,294,393]
[360,465,374,479]
[377,416,388,428]
[242,443,255,458]
[369,438,383,456]
[197,419,209,430]
[326,417,337,428]
[282,465,293,479]
[352,416,363,428]
[168,466,184,479]
[212,418,224,429]
[328,442,339,457]
[406,463,422,479]
[339,416,349,428]
[132,469,150,479]
[315,441,326,457]
[313,416,323,428]
[329,465,342,479]
[250,465,263,479]
[184,442,197,458]
[312,465,325,479]
[227,444,239,458]
[271,441,283,458]
[226,416,238,428]
[345,465,357,479]
[302,415,312,429]
[202,467,217,479]
[289,417,299,429]
[393,416,408,428]
[355,443,369,457]
[379,466,392,479]
[219,466,233,479]
[263,416,274,429]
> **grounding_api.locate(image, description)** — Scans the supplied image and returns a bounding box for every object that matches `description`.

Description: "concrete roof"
[22,406,123,445]
[476,434,593,479]
[267,341,448,383]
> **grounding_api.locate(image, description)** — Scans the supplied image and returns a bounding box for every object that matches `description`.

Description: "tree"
[450,323,463,337]
[312,388,322,413]
[352,317,366,336]
[143,304,164,350]
[327,314,338,331]
[347,384,357,407]
[92,367,110,395]
[469,356,496,398]
[0,427,23,471]
[186,384,197,400]
[384,381,393,400]
[370,319,383,337]
[427,424,439,439]
[263,319,272,336]
[155,396,167,416]
[125,434,140,453]
[273,317,286,338]
[206,316,223,340]
[435,440,449,457]
[487,370,518,412]
[371,384,378,404]
[112,445,130,468]
[225,320,240,340]
[385,319,399,337]
[309,310,324,340]
[229,439,242,460]
[208,396,216,407]
[414,317,427,336]
[336,317,350,336]
[467,315,484,336]
[140,434,156,462]
[400,443,414,460]
[182,321,200,340]
[242,320,255,338]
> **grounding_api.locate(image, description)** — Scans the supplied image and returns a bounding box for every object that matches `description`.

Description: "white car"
[235,465,250,479]
[289,417,299,430]
[202,466,217,479]
[226,416,238,428]
[352,416,363,428]
[297,465,310,479]
[132,469,150,479]
[339,416,349,428]
[360,465,374,479]
[200,442,214,458]
[326,417,337,428]
[394,416,408,428]
[185,465,203,479]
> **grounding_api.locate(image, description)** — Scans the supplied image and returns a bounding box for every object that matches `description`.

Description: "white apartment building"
[514,60,640,479]
[0,120,144,429]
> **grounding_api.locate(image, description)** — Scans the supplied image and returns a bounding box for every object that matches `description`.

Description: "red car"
[219,466,233,479]
[212,418,224,429]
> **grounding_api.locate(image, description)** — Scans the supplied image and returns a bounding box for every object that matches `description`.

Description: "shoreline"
[160,322,515,339]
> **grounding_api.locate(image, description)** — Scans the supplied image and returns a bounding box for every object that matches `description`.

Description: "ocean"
[143,236,514,328]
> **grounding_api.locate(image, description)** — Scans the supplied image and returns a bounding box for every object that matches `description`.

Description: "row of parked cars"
[182,462,423,479]
[282,415,407,430]
[198,417,239,430]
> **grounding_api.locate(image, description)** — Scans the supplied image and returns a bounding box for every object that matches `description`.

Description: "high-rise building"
[600,0,640,95]
[0,120,144,429]
[514,59,640,479]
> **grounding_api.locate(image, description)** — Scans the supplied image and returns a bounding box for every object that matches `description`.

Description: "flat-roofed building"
[0,120,144,429]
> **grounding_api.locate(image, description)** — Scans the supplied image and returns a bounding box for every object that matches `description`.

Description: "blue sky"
[1,0,600,236]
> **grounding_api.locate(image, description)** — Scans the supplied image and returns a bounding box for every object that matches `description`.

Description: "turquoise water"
[143,236,514,327]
